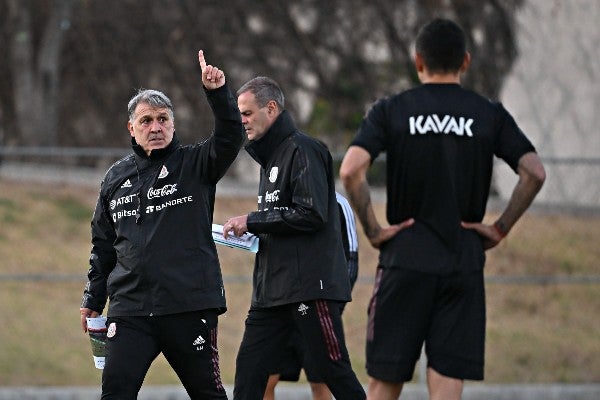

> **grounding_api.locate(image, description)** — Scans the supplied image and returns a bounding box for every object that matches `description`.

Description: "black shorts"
[269,302,347,383]
[234,301,365,400]
[366,267,486,382]
[268,330,304,382]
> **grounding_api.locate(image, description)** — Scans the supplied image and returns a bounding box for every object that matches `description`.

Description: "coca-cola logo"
[147,184,178,199]
[265,190,280,203]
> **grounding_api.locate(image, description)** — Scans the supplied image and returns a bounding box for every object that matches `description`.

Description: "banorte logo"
[147,184,178,199]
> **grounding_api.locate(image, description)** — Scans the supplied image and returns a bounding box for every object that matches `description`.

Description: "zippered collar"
[245,110,296,169]
[132,133,180,168]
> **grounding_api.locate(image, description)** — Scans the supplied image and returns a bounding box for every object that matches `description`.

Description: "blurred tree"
[0,0,523,155]
[4,0,73,146]
[225,0,523,151]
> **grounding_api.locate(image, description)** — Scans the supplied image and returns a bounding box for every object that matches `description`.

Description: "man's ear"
[267,100,279,117]
[459,52,471,73]
[127,121,135,137]
[414,52,425,73]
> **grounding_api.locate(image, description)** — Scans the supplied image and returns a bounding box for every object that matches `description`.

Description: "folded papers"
[212,224,259,253]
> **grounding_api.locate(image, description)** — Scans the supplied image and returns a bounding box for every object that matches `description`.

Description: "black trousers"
[234,300,366,400]
[101,310,227,400]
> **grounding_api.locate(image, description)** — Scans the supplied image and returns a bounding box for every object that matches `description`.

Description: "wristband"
[493,221,508,239]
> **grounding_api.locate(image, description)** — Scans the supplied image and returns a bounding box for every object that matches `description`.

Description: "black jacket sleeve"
[81,188,116,313]
[203,84,245,183]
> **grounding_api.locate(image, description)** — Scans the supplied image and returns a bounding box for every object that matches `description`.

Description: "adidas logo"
[193,335,205,350]
[120,179,132,188]
[193,335,205,346]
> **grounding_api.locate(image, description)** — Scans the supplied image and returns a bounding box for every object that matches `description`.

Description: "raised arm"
[197,50,244,182]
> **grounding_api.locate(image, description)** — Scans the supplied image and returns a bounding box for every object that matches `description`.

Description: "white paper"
[212,224,259,253]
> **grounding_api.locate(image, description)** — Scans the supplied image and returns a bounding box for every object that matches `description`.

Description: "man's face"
[237,91,274,142]
[127,103,174,155]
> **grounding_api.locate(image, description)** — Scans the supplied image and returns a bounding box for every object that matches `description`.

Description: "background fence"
[2,146,600,210]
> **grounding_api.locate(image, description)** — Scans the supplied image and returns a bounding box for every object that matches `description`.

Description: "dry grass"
[0,178,598,386]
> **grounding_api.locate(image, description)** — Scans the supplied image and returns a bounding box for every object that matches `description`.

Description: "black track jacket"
[245,111,351,308]
[81,85,244,317]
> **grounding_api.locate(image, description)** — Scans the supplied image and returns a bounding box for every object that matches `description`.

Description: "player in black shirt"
[340,18,545,400]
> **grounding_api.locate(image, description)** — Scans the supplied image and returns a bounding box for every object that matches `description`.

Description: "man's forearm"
[496,152,546,234]
[346,177,380,240]
[205,85,244,181]
[340,146,382,240]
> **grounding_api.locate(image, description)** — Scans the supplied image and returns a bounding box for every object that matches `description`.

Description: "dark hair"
[236,76,285,110]
[415,18,466,73]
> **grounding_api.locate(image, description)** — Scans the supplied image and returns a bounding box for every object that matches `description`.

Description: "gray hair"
[127,89,174,122]
[237,76,285,110]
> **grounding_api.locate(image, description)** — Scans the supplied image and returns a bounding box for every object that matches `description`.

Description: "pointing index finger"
[198,50,207,71]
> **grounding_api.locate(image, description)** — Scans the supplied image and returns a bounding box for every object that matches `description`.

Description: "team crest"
[106,322,117,338]
[269,167,279,183]
[298,303,309,316]
[158,165,169,179]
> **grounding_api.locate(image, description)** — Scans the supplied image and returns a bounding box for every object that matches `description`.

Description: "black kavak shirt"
[352,83,535,273]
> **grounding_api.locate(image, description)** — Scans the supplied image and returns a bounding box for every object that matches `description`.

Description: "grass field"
[0,178,598,386]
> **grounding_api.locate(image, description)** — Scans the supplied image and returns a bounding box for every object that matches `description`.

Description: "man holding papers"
[212,223,259,253]
[223,76,365,400]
